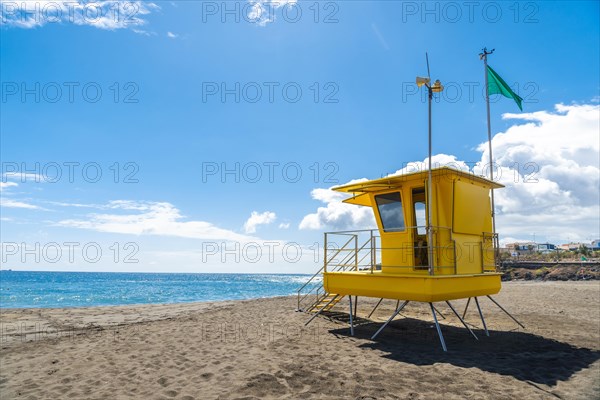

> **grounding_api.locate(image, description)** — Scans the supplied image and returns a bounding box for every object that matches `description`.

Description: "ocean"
[0,271,316,309]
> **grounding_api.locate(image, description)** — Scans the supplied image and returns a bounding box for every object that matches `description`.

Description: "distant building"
[506,242,537,255]
[559,243,582,251]
[536,243,557,254]
[537,243,555,250]
[558,242,597,251]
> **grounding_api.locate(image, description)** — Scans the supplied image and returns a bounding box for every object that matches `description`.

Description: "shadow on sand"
[328,315,600,386]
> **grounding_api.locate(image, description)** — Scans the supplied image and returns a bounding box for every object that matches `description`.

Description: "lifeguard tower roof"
[334,167,503,207]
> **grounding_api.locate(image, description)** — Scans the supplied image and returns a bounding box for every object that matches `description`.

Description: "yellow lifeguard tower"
[298,167,524,350]
[325,167,502,301]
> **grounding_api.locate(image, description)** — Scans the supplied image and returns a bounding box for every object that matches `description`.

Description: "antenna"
[415,52,444,276]
[479,47,495,60]
[419,53,443,93]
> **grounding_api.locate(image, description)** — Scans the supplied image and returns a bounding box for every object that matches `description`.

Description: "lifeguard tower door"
[411,187,428,269]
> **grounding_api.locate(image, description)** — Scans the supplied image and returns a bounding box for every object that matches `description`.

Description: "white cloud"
[388,154,473,177]
[46,201,104,208]
[300,103,599,243]
[0,198,40,209]
[0,181,18,190]
[243,211,276,233]
[278,222,290,229]
[299,188,376,231]
[131,28,154,36]
[478,104,599,243]
[0,181,41,209]
[247,0,297,26]
[1,1,159,32]
[2,172,46,183]
[58,200,256,242]
[166,31,178,38]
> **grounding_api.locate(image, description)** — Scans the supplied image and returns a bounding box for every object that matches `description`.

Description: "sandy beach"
[1,281,599,399]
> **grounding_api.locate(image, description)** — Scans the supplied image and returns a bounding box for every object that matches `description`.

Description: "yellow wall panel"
[453,180,492,235]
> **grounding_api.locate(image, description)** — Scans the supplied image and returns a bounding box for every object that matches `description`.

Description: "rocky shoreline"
[500,262,600,281]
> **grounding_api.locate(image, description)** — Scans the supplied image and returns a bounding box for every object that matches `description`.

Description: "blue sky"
[1,1,599,273]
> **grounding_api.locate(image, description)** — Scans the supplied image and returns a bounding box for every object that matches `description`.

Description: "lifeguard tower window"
[414,203,426,235]
[412,188,427,235]
[375,192,405,232]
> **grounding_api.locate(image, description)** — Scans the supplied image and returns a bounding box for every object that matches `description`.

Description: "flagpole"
[480,47,497,240]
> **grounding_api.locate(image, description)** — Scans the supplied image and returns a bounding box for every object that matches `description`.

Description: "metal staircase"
[297,230,379,313]
[306,293,342,313]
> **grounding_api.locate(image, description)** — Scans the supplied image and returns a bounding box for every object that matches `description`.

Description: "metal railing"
[482,232,500,272]
[324,229,380,273]
[297,230,377,311]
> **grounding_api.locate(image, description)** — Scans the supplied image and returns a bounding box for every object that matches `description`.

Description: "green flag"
[487,65,523,111]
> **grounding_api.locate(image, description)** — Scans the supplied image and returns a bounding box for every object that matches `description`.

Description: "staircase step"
[306,293,343,313]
